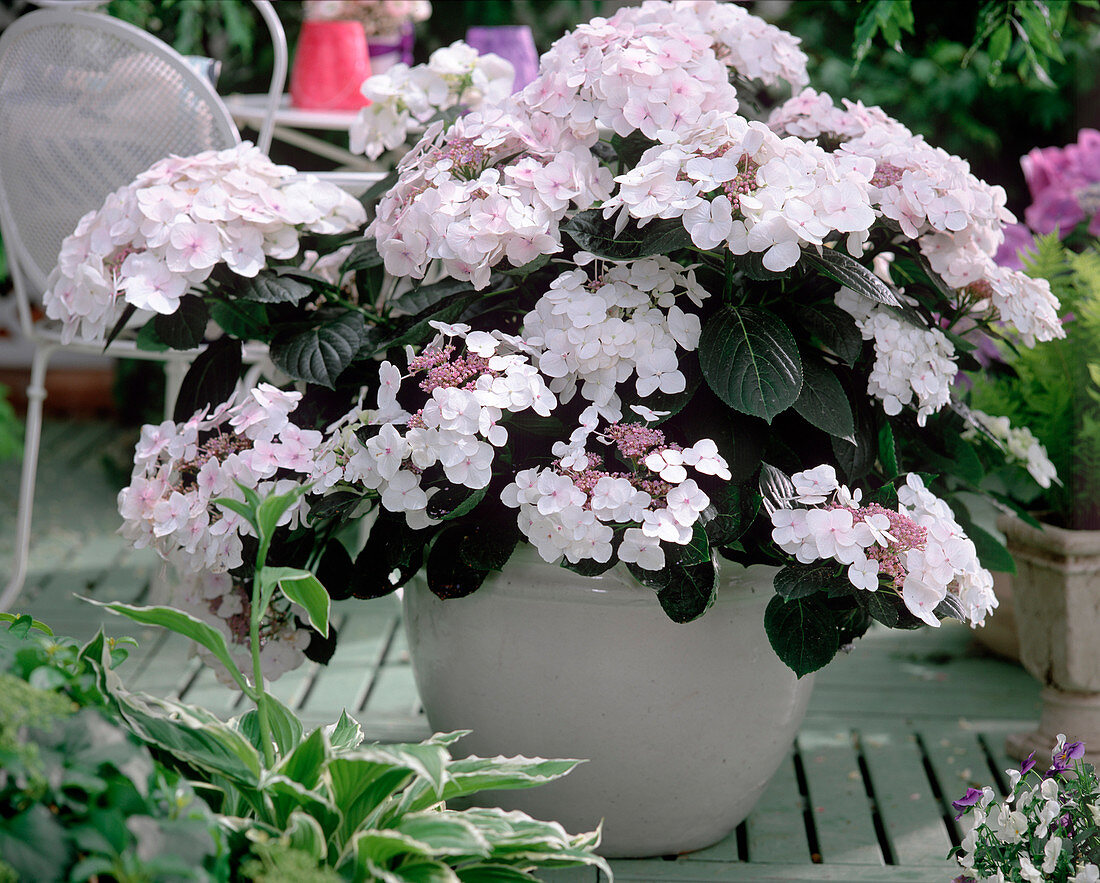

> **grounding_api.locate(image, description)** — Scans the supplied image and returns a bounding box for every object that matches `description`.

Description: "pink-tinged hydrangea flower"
[156,567,311,686]
[44,143,366,344]
[963,409,1058,489]
[835,286,958,425]
[351,40,515,160]
[523,257,708,421]
[369,108,612,288]
[501,418,728,569]
[603,111,876,271]
[770,468,996,628]
[517,0,805,146]
[321,327,558,529]
[119,383,319,576]
[769,89,1064,347]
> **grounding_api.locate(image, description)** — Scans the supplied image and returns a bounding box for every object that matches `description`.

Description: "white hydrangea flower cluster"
[118,383,320,575]
[770,89,1064,344]
[369,108,612,288]
[502,418,731,570]
[835,286,958,426]
[770,467,996,627]
[602,111,877,272]
[158,568,311,686]
[324,323,557,529]
[964,409,1058,488]
[521,256,709,420]
[350,40,515,160]
[517,0,806,144]
[44,143,367,344]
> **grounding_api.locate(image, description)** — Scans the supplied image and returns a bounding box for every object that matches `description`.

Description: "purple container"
[465,25,539,92]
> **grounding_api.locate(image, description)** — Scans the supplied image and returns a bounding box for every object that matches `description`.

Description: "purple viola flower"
[1054,740,1086,768]
[1021,751,1036,774]
[952,787,984,820]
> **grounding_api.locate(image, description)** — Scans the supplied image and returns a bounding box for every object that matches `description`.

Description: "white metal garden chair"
[0,4,380,609]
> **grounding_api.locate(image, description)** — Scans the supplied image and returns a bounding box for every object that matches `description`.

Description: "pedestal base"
[1005,687,1100,767]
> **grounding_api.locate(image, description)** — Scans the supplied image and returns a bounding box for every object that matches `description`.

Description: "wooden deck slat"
[857,729,955,872]
[745,753,812,864]
[797,729,886,866]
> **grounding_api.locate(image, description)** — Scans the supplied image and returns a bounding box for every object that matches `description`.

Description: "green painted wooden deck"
[1,419,1044,883]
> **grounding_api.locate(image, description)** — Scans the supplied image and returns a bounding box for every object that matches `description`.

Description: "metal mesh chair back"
[0,9,240,294]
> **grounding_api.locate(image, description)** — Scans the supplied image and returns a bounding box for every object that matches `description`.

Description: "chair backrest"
[0,8,241,295]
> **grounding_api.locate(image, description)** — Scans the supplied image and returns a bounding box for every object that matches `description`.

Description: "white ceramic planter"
[999,514,1100,766]
[402,545,814,858]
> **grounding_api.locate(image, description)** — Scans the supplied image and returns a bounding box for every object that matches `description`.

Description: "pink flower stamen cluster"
[869,162,905,188]
[606,422,667,460]
[721,156,760,213]
[434,136,491,178]
[410,345,497,392]
[853,502,926,588]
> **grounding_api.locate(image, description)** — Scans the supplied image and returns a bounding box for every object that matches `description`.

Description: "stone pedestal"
[999,514,1100,765]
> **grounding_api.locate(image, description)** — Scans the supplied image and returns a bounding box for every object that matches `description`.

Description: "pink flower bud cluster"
[45,143,367,344]
[770,466,997,628]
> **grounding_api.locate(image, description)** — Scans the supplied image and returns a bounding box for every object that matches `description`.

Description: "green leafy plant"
[968,234,1100,528]
[88,488,611,882]
[0,614,229,883]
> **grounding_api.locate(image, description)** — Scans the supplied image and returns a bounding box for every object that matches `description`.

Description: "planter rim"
[455,542,777,610]
[996,512,1100,556]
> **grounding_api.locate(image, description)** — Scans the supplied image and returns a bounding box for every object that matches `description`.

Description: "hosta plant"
[91,487,610,882]
[54,1,1070,678]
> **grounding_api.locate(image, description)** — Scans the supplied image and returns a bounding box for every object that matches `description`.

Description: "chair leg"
[163,357,188,421]
[0,344,56,612]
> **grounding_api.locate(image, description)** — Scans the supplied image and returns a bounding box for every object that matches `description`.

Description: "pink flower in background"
[1021,128,1100,237]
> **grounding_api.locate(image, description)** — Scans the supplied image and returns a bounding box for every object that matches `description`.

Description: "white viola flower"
[1018,853,1043,883]
[618,527,666,571]
[1071,864,1100,883]
[1042,835,1063,874]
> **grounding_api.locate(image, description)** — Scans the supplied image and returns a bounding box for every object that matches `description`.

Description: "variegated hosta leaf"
[392,811,492,858]
[402,755,582,814]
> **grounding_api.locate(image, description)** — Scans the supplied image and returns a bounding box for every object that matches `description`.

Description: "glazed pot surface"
[402,546,814,857]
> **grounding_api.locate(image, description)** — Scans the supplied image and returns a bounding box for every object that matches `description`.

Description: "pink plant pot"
[290,20,372,111]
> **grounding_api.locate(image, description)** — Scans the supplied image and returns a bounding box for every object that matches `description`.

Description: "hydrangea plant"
[50,1,1068,679]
